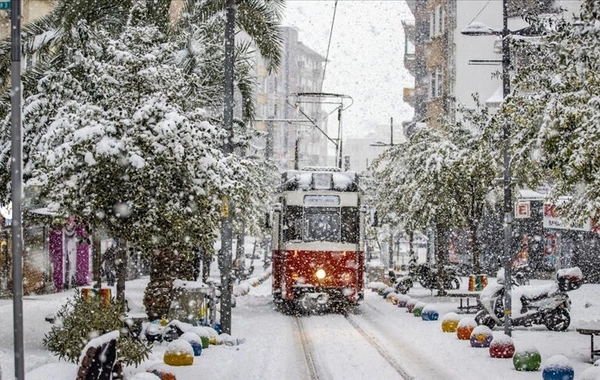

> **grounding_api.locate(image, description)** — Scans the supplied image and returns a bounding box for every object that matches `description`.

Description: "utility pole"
[219,0,235,335]
[390,117,393,146]
[10,0,25,378]
[461,0,514,336]
[500,0,513,337]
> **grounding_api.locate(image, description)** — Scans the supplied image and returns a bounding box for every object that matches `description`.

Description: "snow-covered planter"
[406,298,419,313]
[179,332,202,356]
[381,287,395,298]
[469,325,493,348]
[385,291,399,304]
[441,312,460,333]
[513,345,541,371]
[421,304,439,321]
[396,294,411,308]
[189,326,211,349]
[488,333,514,358]
[412,302,427,317]
[130,373,161,380]
[204,326,219,345]
[163,339,194,366]
[542,355,574,380]
[367,281,387,292]
[146,367,177,380]
[456,317,477,340]
[580,365,600,380]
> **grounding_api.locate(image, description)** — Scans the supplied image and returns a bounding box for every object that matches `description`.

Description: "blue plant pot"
[421,309,439,321]
[542,367,574,380]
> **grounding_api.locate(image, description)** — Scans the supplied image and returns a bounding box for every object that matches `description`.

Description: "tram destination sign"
[0,2,10,10]
[304,195,340,207]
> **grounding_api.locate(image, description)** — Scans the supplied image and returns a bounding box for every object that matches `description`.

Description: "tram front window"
[304,207,340,242]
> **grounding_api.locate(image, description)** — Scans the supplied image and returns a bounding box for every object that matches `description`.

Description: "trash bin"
[468,274,488,291]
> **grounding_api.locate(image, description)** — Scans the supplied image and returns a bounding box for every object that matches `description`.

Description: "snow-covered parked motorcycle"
[475,267,583,331]
[416,263,461,290]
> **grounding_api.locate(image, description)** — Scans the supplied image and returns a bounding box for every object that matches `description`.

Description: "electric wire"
[321,0,339,91]
[468,0,492,26]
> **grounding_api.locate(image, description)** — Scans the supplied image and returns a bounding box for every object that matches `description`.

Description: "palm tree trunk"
[143,248,196,320]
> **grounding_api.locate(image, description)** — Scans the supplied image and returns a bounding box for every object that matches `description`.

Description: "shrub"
[43,289,151,366]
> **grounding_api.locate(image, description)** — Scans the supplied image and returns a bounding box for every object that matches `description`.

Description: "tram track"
[343,313,415,380]
[295,316,327,380]
[294,311,413,380]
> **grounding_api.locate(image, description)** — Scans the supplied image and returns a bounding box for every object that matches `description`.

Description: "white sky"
[283,1,415,139]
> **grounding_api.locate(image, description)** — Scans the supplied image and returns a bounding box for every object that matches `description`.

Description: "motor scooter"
[416,263,461,290]
[475,267,583,331]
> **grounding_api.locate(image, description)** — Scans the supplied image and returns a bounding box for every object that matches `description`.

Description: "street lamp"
[462,0,513,336]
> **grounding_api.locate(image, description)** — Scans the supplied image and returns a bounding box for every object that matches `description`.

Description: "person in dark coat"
[102,246,117,286]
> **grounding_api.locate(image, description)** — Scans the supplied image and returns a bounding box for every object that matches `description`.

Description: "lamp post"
[462,0,513,336]
[220,0,235,336]
[10,0,25,377]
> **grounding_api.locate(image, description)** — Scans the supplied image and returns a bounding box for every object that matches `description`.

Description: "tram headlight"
[315,269,326,280]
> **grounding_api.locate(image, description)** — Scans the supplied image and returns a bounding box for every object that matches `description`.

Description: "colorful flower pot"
[421,305,439,321]
[163,339,194,366]
[413,302,426,317]
[457,317,477,340]
[542,355,574,380]
[441,312,461,333]
[489,333,514,358]
[406,299,418,313]
[396,295,411,308]
[470,325,493,348]
[513,347,542,371]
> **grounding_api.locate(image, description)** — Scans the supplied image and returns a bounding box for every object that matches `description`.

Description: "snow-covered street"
[1,260,600,380]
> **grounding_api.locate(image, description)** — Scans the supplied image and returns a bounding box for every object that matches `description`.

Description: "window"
[429,11,435,39]
[283,206,303,241]
[436,68,443,97]
[429,68,443,99]
[437,5,445,35]
[304,207,341,242]
[429,4,445,39]
[341,207,359,244]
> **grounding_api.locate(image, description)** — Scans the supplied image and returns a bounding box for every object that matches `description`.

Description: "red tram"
[270,169,365,312]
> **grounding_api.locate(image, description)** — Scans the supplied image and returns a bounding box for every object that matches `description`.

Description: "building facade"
[253,27,329,170]
[403,0,588,276]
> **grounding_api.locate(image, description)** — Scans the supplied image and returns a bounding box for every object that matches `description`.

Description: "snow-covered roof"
[281,170,358,192]
[518,189,546,200]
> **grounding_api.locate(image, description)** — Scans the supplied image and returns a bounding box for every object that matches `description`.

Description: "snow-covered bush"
[43,289,151,365]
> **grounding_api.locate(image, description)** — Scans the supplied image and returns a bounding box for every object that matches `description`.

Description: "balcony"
[403,87,415,107]
[404,53,416,76]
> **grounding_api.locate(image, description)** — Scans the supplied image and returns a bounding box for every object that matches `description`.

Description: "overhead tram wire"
[468,0,492,27]
[321,0,338,92]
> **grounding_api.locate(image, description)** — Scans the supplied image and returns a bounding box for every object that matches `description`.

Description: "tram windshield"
[304,207,341,242]
[282,205,359,243]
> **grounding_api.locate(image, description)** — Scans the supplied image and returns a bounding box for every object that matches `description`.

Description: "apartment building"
[253,27,329,170]
[404,0,582,133]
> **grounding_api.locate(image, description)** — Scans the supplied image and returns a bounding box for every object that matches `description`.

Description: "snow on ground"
[1,260,600,380]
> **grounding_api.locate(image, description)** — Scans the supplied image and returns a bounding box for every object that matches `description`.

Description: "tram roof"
[280,169,358,192]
